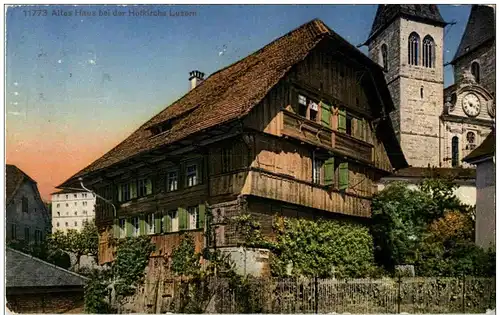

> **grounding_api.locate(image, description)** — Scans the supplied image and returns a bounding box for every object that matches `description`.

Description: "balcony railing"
[281,110,373,164]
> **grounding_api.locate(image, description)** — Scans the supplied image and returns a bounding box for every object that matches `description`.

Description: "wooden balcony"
[281,110,373,164]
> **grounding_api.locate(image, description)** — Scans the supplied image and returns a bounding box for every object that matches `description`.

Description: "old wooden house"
[59,19,407,271]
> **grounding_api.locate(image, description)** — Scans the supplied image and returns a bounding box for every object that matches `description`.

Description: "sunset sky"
[6,4,472,201]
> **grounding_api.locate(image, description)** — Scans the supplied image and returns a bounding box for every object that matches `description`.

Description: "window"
[119,218,126,238]
[138,178,153,197]
[381,44,388,70]
[146,213,155,235]
[168,210,179,232]
[222,148,232,173]
[309,101,319,121]
[11,224,17,240]
[74,202,77,206]
[119,183,131,202]
[66,194,68,199]
[66,203,68,207]
[83,210,87,215]
[22,196,28,213]
[57,222,60,227]
[65,222,69,227]
[346,114,353,136]
[75,222,78,227]
[420,87,424,99]
[312,152,322,185]
[132,217,140,236]
[422,35,435,68]
[408,32,420,65]
[186,164,198,187]
[57,204,60,208]
[34,230,42,244]
[187,207,199,230]
[83,201,87,206]
[57,212,60,216]
[451,136,459,167]
[24,227,30,243]
[471,62,480,83]
[74,194,77,198]
[298,94,307,117]
[167,171,178,192]
[466,131,476,150]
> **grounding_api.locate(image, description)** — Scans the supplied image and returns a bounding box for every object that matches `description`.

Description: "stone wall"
[6,290,84,313]
[454,41,496,94]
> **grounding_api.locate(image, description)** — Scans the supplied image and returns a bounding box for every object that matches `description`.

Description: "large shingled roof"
[60,19,399,187]
[365,5,446,44]
[6,248,87,288]
[451,5,495,64]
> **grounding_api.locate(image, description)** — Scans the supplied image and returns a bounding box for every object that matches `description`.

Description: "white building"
[51,189,96,233]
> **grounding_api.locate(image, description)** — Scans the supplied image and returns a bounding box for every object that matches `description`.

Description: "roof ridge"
[6,247,89,281]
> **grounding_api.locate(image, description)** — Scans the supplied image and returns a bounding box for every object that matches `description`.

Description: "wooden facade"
[61,20,406,266]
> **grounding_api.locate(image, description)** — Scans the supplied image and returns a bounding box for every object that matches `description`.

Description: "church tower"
[364,5,447,167]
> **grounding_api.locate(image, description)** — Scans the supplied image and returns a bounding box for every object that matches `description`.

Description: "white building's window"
[57,204,60,208]
[65,222,69,227]
[74,194,77,198]
[56,222,60,227]
[167,171,178,192]
[75,222,78,227]
[186,165,198,187]
[466,131,477,150]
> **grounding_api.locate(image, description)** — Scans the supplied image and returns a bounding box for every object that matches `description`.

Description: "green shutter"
[155,213,161,234]
[163,212,171,233]
[139,216,146,236]
[323,157,335,185]
[113,218,120,238]
[339,162,349,190]
[179,207,187,230]
[146,179,153,195]
[126,219,133,237]
[320,102,331,127]
[197,204,206,229]
[338,109,346,133]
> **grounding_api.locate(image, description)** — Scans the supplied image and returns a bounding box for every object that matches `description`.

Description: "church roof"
[365,5,446,45]
[451,5,495,64]
[463,131,495,163]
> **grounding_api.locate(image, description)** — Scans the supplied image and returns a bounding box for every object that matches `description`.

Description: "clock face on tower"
[462,93,481,117]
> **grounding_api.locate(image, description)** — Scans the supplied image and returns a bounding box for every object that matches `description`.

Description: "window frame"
[408,32,420,66]
[119,218,126,238]
[167,170,179,192]
[422,35,435,68]
[24,226,30,243]
[471,62,481,83]
[132,217,140,236]
[186,163,199,188]
[381,43,388,71]
[146,212,155,235]
[11,224,17,240]
[187,206,198,230]
[312,151,323,185]
[138,177,153,198]
[451,136,460,167]
[168,210,179,232]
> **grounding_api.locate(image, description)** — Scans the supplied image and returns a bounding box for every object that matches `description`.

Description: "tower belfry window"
[423,35,435,68]
[381,44,388,71]
[408,32,420,66]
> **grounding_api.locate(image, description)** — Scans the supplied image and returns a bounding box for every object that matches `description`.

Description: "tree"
[49,219,99,270]
[371,182,431,270]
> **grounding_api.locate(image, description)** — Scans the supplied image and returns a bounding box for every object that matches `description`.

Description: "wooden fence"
[122,276,495,314]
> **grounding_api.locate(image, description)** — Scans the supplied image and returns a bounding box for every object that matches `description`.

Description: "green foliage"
[372,178,495,277]
[171,234,202,277]
[84,269,114,314]
[113,236,156,297]
[7,239,71,269]
[270,217,377,278]
[49,220,99,260]
[371,182,431,269]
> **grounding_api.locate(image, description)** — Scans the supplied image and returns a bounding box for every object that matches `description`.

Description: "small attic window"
[150,120,173,136]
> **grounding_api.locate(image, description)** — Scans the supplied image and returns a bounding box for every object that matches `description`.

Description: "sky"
[6,4,473,201]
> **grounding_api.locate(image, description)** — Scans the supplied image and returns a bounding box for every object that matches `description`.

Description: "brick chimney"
[189,70,205,91]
